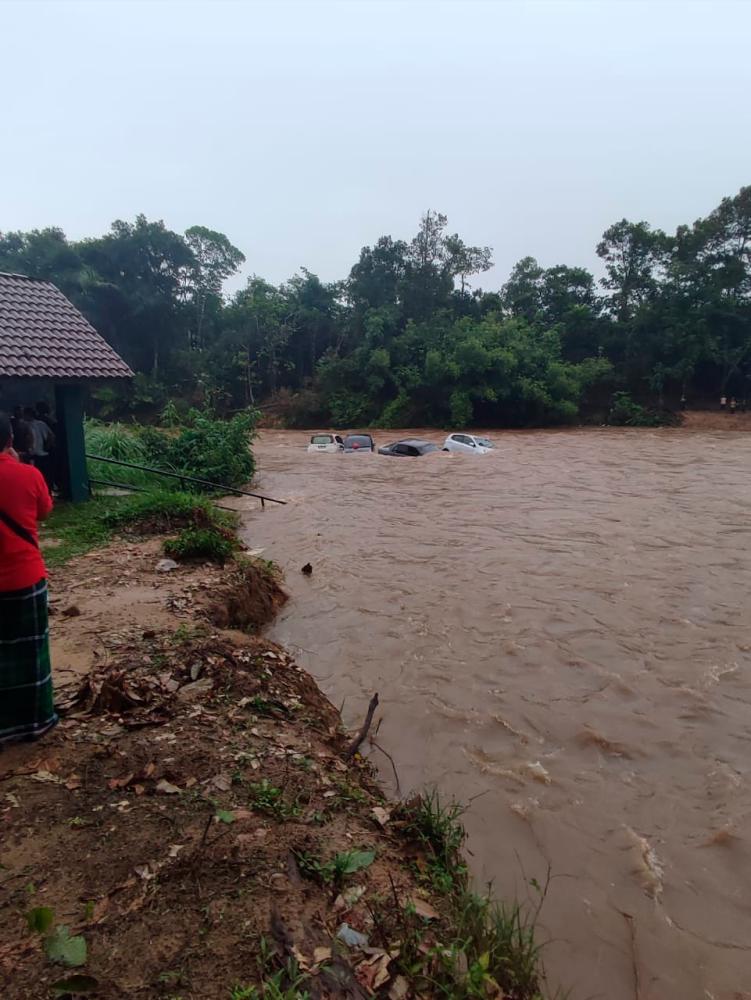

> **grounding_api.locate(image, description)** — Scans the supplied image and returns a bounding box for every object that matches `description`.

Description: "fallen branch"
[618,910,641,1000]
[371,739,401,795]
[345,693,379,760]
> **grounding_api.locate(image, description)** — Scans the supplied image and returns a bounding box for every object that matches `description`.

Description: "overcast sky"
[2,0,749,293]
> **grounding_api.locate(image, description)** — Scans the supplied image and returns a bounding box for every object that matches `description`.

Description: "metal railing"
[86,454,286,508]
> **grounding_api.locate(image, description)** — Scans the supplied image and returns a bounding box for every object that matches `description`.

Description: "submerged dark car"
[343,433,375,453]
[377,438,440,457]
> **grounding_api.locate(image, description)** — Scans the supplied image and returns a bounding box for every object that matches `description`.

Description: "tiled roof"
[0,272,133,380]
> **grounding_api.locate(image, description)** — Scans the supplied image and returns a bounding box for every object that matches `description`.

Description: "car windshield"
[344,435,371,448]
[311,435,333,444]
[420,443,439,453]
[475,437,493,448]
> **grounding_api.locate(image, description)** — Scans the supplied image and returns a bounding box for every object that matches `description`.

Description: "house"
[0,272,132,501]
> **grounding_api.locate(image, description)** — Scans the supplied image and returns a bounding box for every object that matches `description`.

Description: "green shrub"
[135,409,258,489]
[377,392,422,428]
[607,391,663,427]
[164,526,238,564]
[327,390,370,428]
[169,409,257,486]
[87,408,258,493]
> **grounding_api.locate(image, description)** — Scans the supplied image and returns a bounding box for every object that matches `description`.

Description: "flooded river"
[241,428,751,1000]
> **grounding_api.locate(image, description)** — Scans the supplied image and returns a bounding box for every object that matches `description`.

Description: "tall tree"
[401,210,454,320]
[501,256,544,321]
[184,226,245,350]
[596,220,670,322]
[78,215,194,376]
[444,233,494,295]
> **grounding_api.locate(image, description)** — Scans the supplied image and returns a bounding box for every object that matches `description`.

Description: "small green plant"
[294,848,374,889]
[160,399,181,427]
[164,526,238,564]
[26,907,88,968]
[400,789,467,889]
[248,780,300,820]
[230,987,257,1000]
[331,778,367,810]
[170,623,208,645]
[231,945,311,1000]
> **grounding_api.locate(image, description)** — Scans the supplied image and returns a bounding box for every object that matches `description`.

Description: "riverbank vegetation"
[2,185,749,427]
[4,522,554,999]
[85,409,258,492]
[41,490,238,568]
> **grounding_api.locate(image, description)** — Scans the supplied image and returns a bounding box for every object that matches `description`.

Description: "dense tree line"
[1,187,749,427]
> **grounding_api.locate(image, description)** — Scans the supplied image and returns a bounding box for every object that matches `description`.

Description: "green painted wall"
[55,384,88,502]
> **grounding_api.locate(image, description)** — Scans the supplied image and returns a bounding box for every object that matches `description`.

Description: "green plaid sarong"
[0,578,57,746]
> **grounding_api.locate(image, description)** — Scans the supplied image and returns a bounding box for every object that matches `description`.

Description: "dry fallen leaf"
[312,946,332,965]
[407,897,440,920]
[290,946,310,970]
[108,772,134,790]
[388,975,409,1000]
[373,953,392,990]
[155,779,181,795]
[31,770,64,785]
[372,806,391,827]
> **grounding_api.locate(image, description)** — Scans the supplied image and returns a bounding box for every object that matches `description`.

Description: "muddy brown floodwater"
[238,428,751,1000]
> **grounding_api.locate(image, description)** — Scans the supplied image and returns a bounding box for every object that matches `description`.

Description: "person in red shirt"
[0,412,57,746]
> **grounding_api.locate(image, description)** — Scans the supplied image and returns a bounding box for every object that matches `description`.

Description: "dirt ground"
[0,542,444,1000]
[680,409,751,431]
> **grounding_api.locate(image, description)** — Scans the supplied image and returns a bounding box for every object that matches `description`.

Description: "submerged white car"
[307,433,344,454]
[443,433,494,455]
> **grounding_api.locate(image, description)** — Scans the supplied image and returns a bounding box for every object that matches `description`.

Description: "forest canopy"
[1,186,749,428]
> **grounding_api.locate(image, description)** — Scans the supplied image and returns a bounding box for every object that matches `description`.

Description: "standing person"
[680,393,687,411]
[10,406,32,459]
[720,394,727,411]
[36,401,60,488]
[35,401,57,433]
[0,413,57,746]
[23,406,54,489]
[730,396,737,414]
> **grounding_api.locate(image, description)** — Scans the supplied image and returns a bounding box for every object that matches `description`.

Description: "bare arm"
[36,473,53,521]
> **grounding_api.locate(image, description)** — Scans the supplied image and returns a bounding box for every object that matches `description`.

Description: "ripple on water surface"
[243,428,751,1000]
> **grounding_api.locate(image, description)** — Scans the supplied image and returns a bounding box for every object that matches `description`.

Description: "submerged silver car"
[343,434,375,453]
[307,433,344,454]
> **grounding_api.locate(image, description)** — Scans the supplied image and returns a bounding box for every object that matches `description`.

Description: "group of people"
[719,395,747,413]
[0,411,57,748]
[9,402,57,489]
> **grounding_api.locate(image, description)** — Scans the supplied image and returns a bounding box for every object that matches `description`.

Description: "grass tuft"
[164,526,239,565]
[42,491,238,568]
[383,790,551,1000]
